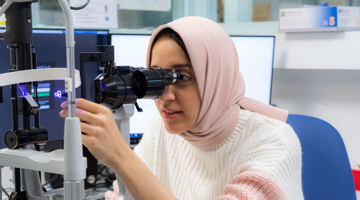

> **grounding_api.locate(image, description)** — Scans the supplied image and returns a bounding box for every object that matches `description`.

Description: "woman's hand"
[59,98,177,200]
[59,98,130,168]
[105,180,119,200]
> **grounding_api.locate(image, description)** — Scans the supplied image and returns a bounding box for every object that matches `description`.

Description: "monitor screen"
[111,34,275,136]
[111,34,156,137]
[231,35,275,104]
[0,29,109,145]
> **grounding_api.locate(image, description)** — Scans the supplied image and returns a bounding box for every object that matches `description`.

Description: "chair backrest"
[287,114,356,200]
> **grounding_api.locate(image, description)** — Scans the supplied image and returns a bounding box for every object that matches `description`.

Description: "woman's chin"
[164,125,184,134]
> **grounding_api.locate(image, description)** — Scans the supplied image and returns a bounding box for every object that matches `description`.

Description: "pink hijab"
[146,16,288,149]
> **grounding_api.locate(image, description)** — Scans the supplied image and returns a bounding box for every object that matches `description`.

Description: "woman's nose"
[158,85,175,102]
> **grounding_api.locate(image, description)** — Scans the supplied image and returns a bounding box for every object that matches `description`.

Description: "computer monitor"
[231,35,275,104]
[111,34,275,137]
[0,29,109,143]
[0,28,109,188]
[111,34,154,140]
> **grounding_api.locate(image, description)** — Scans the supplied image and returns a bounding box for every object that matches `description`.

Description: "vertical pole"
[58,0,85,199]
[0,166,2,200]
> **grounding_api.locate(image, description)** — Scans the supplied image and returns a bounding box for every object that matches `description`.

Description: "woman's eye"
[179,73,191,81]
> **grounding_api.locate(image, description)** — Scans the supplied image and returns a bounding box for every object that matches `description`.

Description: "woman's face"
[151,35,201,134]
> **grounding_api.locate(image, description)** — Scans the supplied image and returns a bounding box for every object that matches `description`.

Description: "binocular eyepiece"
[90,66,180,109]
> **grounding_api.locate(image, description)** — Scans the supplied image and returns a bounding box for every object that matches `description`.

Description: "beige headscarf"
[146,16,288,149]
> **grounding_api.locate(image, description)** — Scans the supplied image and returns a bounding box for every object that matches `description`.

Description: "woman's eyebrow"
[172,64,192,69]
[149,64,192,69]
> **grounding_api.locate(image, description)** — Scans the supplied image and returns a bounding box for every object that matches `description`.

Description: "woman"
[60,16,303,199]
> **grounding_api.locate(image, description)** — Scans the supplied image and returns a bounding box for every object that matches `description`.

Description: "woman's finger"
[113,180,119,195]
[80,122,99,136]
[104,191,117,200]
[59,109,68,118]
[61,98,107,114]
[81,134,93,149]
[60,107,102,126]
[75,108,99,125]
[76,98,109,114]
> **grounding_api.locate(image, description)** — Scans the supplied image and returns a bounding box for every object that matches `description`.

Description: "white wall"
[271,69,360,168]
[270,31,360,170]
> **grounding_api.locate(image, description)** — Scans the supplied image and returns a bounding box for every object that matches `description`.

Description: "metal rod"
[0,0,12,17]
[58,0,85,199]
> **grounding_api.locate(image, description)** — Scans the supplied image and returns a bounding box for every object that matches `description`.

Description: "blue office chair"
[287,114,356,200]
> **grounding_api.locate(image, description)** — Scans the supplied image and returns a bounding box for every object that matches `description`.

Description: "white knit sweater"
[134,109,304,200]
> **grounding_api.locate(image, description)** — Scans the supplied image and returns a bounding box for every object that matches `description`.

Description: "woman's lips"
[162,109,182,119]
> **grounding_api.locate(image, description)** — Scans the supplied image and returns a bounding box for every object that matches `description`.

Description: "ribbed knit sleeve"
[216,172,286,200]
[216,112,303,200]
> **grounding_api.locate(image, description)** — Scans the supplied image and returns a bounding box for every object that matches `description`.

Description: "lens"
[5,128,48,149]
[132,68,179,99]
[90,67,179,108]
